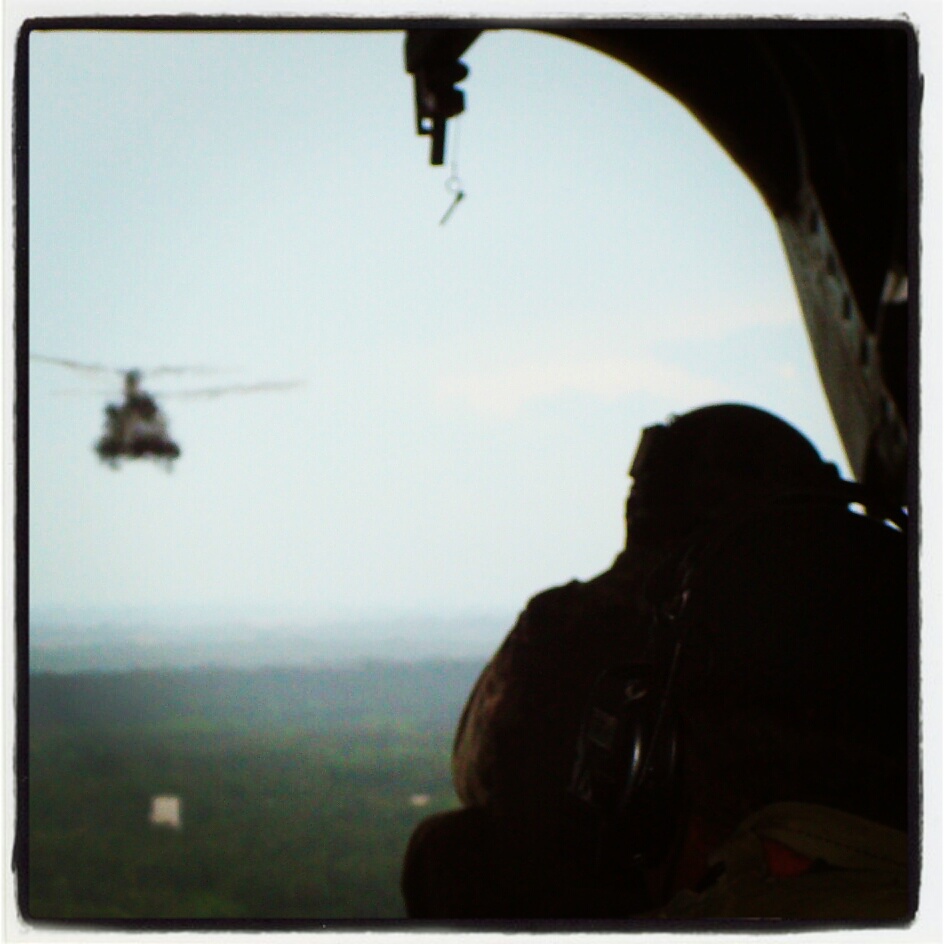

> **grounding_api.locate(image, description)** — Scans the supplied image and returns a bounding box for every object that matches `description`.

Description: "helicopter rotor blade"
[31,354,121,375]
[33,354,301,401]
[46,379,303,398]
[32,354,231,378]
[146,365,231,377]
[160,381,305,399]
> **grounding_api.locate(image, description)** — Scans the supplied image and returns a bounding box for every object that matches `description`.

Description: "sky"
[26,24,853,631]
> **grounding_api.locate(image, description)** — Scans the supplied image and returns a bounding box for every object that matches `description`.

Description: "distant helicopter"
[32,355,302,469]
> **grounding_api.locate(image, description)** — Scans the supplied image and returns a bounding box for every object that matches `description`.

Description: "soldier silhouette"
[402,403,909,921]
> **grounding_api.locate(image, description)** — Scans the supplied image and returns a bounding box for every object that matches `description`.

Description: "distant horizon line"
[27,604,515,627]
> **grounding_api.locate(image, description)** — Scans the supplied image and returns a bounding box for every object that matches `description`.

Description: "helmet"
[626,404,840,543]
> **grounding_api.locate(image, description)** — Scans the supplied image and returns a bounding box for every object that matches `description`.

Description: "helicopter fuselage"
[95,383,181,467]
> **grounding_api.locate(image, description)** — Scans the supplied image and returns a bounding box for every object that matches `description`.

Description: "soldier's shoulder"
[523,563,636,624]
[524,579,590,617]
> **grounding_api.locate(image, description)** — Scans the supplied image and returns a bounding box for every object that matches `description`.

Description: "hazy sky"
[28,25,851,626]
